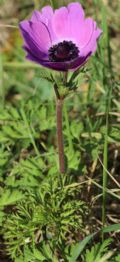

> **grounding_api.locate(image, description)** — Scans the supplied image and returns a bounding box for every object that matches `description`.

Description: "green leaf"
[15,257,24,262]
[68,233,96,262]
[33,248,46,261]
[0,209,5,225]
[70,121,84,140]
[42,243,53,259]
[6,157,45,188]
[0,189,24,206]
[103,223,120,233]
[115,254,120,262]
[84,239,113,262]
[0,148,10,167]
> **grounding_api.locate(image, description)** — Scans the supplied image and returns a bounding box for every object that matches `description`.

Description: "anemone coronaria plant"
[19,2,102,174]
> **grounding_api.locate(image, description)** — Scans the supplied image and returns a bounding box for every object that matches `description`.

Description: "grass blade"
[102,84,112,238]
[0,53,4,107]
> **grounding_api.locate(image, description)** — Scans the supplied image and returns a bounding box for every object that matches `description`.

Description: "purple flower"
[19,2,102,71]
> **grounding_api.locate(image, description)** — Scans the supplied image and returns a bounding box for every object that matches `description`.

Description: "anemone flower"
[19,2,102,72]
[19,2,102,174]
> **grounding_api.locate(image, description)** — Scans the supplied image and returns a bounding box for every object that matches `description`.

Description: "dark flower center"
[48,40,79,62]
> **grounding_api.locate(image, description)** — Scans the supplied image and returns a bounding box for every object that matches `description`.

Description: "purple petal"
[31,6,53,24]
[41,6,54,20]
[19,3,102,72]
[31,10,42,22]
[19,20,51,60]
[31,7,57,43]
[20,21,51,51]
[74,18,95,49]
[23,45,47,61]
[67,2,84,25]
[67,3,84,42]
[26,52,91,72]
[51,3,84,43]
[51,4,94,50]
[67,3,101,53]
[68,2,84,16]
[20,26,47,60]
[52,7,70,40]
[80,22,102,56]
[69,53,91,70]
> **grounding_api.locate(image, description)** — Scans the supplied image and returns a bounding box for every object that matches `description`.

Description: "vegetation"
[0,0,120,261]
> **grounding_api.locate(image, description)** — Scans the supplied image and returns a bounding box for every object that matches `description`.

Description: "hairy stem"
[56,98,65,174]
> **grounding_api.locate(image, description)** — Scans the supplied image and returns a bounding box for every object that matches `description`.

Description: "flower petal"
[67,2,84,23]
[31,10,42,22]
[41,6,54,20]
[73,18,95,49]
[20,21,46,59]
[19,3,102,72]
[67,2,85,44]
[69,52,91,70]
[80,23,102,56]
[19,20,51,59]
[26,51,91,72]
[23,45,47,61]
[31,7,57,43]
[31,6,53,24]
[52,7,70,40]
[51,5,94,50]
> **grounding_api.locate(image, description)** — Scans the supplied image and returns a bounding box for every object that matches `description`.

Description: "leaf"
[103,223,120,233]
[33,248,46,261]
[15,257,24,262]
[0,189,24,206]
[0,209,5,225]
[38,68,53,82]
[99,251,114,262]
[115,254,120,262]
[66,150,80,170]
[70,121,84,140]
[68,233,96,262]
[42,243,53,259]
[6,157,45,188]
[84,239,112,262]
[0,148,10,167]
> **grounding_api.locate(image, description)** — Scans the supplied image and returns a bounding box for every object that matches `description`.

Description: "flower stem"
[56,98,65,174]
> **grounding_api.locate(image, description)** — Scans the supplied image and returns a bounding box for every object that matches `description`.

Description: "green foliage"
[3,175,87,259]
[83,239,114,262]
[0,147,11,171]
[115,254,120,262]
[67,233,96,262]
[0,189,24,207]
[103,223,120,233]
[6,157,45,188]
[15,244,59,262]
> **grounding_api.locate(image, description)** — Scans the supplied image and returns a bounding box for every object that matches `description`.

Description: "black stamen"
[48,40,79,62]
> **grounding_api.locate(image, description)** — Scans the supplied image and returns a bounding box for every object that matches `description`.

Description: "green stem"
[0,53,4,108]
[50,0,57,9]
[20,108,40,157]
[102,85,112,239]
[33,0,39,9]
